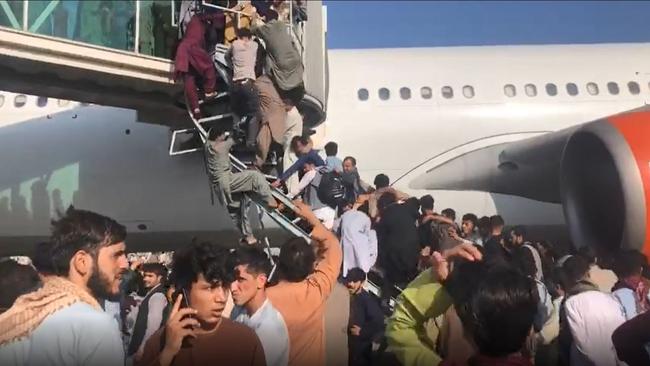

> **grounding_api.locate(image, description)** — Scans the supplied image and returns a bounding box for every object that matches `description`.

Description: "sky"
[325,1,650,49]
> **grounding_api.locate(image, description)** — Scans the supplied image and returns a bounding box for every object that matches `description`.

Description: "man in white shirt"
[333,198,378,277]
[230,247,289,366]
[0,207,128,366]
[282,106,303,194]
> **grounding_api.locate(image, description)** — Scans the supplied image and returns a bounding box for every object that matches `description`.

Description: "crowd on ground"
[3,133,650,366]
[3,2,650,366]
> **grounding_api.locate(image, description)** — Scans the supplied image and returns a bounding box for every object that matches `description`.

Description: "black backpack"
[316,170,346,208]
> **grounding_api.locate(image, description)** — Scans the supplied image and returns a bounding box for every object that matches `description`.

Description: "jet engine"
[410,108,650,255]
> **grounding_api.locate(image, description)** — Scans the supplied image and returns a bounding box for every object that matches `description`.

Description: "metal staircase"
[166,2,399,309]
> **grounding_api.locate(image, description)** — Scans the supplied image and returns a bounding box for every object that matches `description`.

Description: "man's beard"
[87,260,121,302]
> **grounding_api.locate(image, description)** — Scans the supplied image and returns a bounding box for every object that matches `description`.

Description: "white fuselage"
[0,42,648,253]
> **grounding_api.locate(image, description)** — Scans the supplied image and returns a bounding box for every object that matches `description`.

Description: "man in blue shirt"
[324,141,343,173]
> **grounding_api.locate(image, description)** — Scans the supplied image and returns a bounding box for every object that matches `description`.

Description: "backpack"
[316,170,346,208]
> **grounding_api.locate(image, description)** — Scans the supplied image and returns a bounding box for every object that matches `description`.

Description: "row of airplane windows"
[358,81,648,101]
[0,95,89,108]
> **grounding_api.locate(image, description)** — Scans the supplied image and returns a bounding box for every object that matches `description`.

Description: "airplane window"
[504,84,516,97]
[378,88,390,101]
[58,99,70,107]
[400,87,411,100]
[0,94,4,108]
[441,86,453,99]
[628,81,640,95]
[421,87,432,99]
[545,83,558,96]
[14,94,27,107]
[607,82,619,95]
[566,83,578,96]
[357,88,369,101]
[463,85,475,98]
[37,96,48,107]
[525,84,537,97]
[587,82,599,95]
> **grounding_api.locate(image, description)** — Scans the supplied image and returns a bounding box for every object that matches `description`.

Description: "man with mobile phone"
[137,243,265,366]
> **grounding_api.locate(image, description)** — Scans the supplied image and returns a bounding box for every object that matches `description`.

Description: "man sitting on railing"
[205,127,279,245]
[174,7,225,119]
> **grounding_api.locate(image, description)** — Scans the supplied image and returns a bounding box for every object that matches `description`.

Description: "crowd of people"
[2,2,650,366]
[3,132,650,366]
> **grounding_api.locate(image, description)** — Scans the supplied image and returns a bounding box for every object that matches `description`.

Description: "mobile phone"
[179,288,196,348]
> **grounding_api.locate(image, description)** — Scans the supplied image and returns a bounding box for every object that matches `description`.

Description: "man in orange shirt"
[267,202,343,366]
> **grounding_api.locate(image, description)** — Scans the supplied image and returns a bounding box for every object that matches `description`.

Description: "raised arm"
[280,150,325,182]
[293,202,342,301]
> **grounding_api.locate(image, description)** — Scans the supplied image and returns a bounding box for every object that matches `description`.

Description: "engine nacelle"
[561,110,650,256]
[410,108,650,256]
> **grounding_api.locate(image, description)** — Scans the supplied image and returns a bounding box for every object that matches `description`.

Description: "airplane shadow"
[0,105,276,256]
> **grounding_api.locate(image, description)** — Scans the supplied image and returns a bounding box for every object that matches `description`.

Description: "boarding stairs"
[166,7,398,310]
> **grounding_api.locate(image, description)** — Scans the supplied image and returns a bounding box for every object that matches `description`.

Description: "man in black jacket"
[127,263,168,362]
[345,268,385,366]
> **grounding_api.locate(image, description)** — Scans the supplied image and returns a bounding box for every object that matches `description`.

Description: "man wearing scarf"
[0,207,128,366]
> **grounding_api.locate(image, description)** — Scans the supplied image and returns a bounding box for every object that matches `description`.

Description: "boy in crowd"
[345,268,384,366]
[230,247,290,366]
[324,141,343,173]
[138,242,265,366]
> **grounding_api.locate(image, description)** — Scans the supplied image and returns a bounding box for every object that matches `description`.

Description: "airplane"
[1,41,649,256]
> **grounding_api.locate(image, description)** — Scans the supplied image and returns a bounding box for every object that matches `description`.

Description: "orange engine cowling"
[561,110,650,257]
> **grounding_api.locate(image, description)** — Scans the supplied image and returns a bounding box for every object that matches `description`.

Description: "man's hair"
[512,246,538,278]
[171,242,234,291]
[230,246,273,277]
[576,245,596,265]
[377,191,397,213]
[450,260,537,357]
[489,215,505,228]
[478,216,491,230]
[512,225,527,239]
[208,126,228,141]
[290,135,310,152]
[141,263,168,278]
[373,174,390,189]
[324,142,338,157]
[278,237,316,282]
[236,27,252,38]
[344,268,366,283]
[49,206,126,276]
[462,213,478,228]
[0,260,41,310]
[265,9,279,21]
[343,156,357,167]
[419,195,434,211]
[441,208,456,221]
[31,241,55,276]
[561,255,591,290]
[613,250,647,279]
